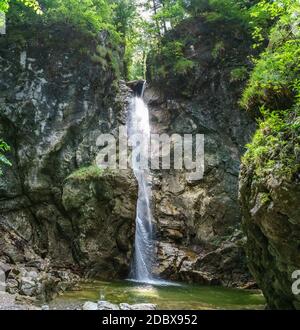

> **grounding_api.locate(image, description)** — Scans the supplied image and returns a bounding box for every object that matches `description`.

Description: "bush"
[241,3,300,112]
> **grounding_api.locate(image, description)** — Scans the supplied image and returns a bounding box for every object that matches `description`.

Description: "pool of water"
[50,280,265,310]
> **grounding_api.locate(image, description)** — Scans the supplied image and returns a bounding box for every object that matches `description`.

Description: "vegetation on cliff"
[242,1,300,181]
[238,0,300,310]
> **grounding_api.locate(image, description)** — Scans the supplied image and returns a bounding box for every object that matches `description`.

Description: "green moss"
[259,193,271,205]
[67,166,105,181]
[230,66,248,82]
[242,108,300,180]
[212,41,225,59]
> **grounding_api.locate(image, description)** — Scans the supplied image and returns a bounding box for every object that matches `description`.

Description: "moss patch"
[67,166,105,181]
[242,108,300,180]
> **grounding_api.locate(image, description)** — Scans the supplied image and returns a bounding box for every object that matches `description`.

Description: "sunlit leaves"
[0,0,42,14]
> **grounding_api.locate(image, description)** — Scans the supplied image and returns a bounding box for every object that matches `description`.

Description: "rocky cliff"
[239,8,300,309]
[146,17,256,287]
[0,16,260,300]
[0,24,136,300]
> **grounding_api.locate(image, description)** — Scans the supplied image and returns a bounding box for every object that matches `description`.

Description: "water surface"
[50,280,265,310]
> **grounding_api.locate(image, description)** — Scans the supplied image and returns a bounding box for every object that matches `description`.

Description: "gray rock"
[20,277,36,296]
[6,279,19,294]
[41,305,50,310]
[97,301,120,310]
[83,302,98,310]
[240,160,300,309]
[119,303,157,310]
[0,25,134,283]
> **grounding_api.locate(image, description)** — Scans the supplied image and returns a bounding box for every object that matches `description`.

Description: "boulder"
[97,301,120,310]
[119,303,157,310]
[83,302,98,310]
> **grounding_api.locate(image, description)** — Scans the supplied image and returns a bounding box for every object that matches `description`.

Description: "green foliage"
[5,1,141,78]
[152,0,186,33]
[8,0,117,38]
[0,0,41,13]
[185,0,252,25]
[0,0,10,12]
[242,108,300,179]
[241,1,300,182]
[112,0,140,80]
[151,40,194,79]
[249,0,293,48]
[230,66,249,82]
[241,3,300,112]
[0,139,12,176]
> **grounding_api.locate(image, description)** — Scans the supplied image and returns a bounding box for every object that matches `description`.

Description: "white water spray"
[128,83,180,287]
[128,84,155,283]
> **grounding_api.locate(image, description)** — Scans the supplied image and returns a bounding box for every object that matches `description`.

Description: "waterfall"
[128,82,155,283]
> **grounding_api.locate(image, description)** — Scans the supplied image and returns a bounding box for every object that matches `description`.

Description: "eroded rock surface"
[146,16,256,287]
[0,24,136,295]
[240,167,300,309]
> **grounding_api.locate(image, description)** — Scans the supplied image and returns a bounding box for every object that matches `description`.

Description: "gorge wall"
[146,17,256,287]
[238,9,300,309]
[0,24,137,299]
[0,16,259,301]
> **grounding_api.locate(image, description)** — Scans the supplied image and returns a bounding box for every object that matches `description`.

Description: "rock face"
[62,168,137,278]
[0,224,79,302]
[1,18,258,294]
[0,23,136,293]
[240,165,300,309]
[146,16,256,287]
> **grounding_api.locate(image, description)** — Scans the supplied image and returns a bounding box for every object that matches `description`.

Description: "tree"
[111,0,138,79]
[0,0,42,13]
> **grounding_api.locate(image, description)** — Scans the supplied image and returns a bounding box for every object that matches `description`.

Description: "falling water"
[128,82,155,283]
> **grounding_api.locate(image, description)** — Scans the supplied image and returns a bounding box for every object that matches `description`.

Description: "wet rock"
[0,292,40,310]
[81,301,157,310]
[0,262,11,275]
